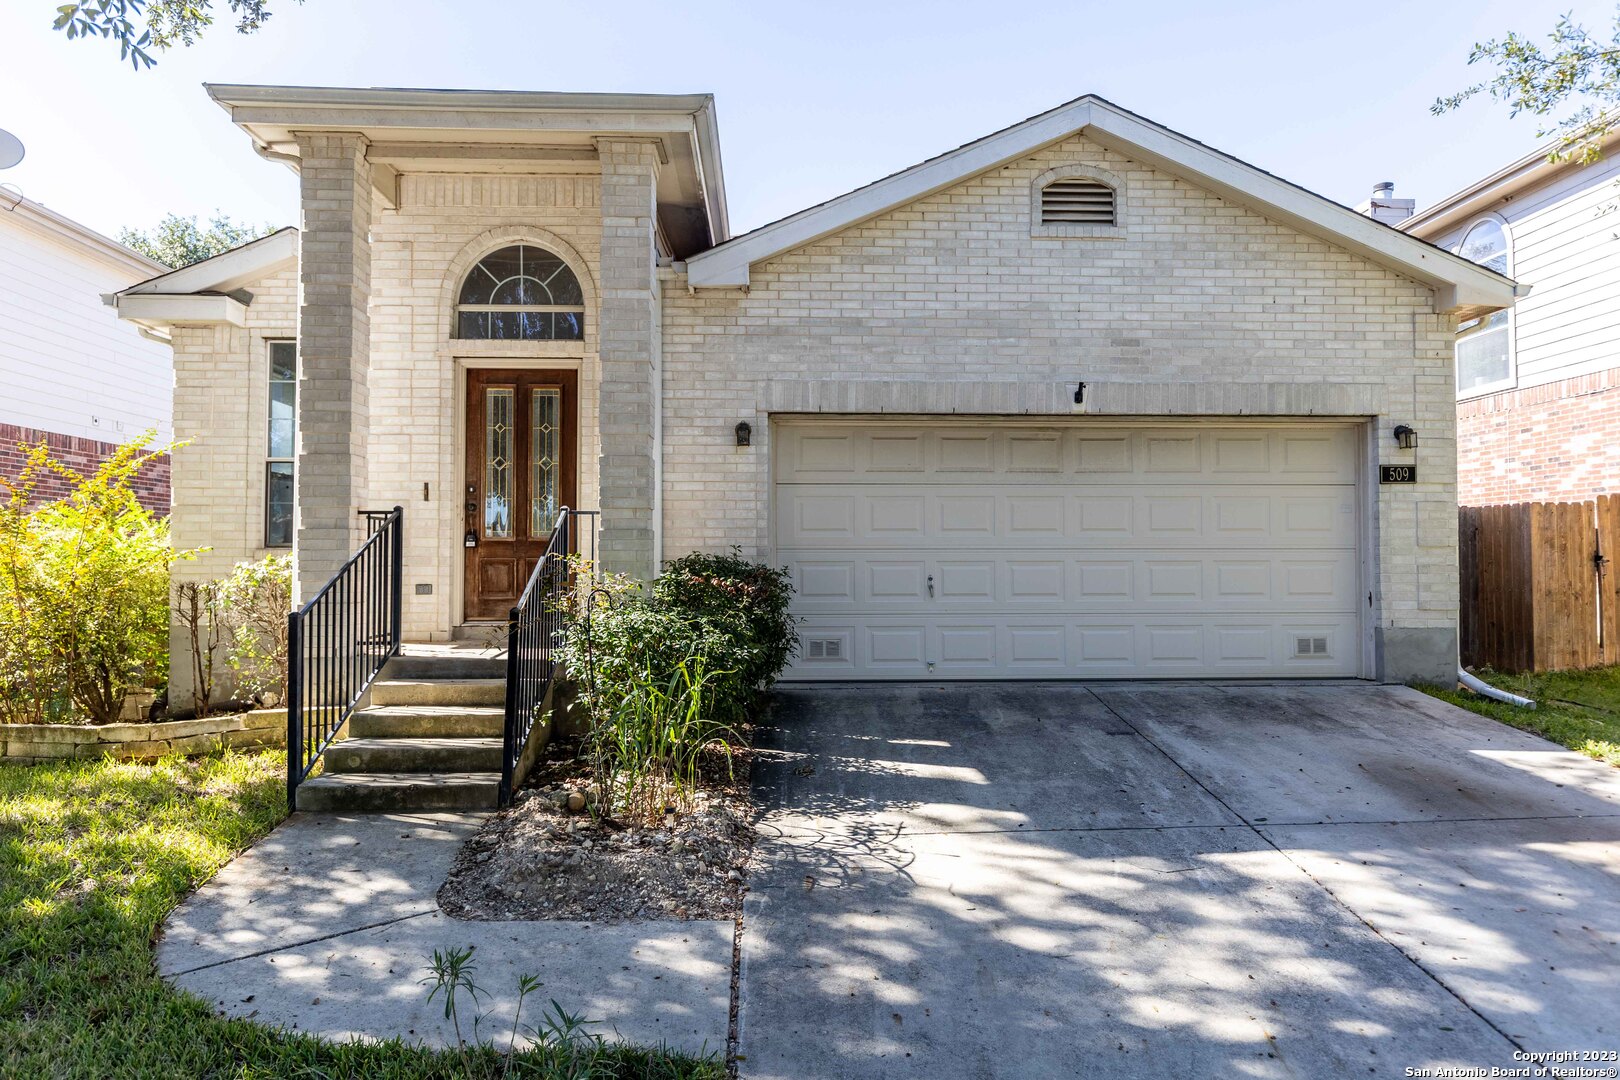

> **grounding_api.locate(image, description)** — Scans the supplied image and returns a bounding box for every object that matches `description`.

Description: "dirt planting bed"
[438,739,753,922]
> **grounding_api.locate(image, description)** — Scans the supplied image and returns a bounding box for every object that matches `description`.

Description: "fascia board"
[114,293,248,329]
[120,229,297,296]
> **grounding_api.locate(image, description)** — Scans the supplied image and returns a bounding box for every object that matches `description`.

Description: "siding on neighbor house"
[1427,155,1620,504]
[0,206,173,445]
[658,132,1460,641]
[1430,155,1620,393]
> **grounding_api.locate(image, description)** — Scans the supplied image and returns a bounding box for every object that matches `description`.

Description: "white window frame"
[1453,214,1516,400]
[265,340,296,548]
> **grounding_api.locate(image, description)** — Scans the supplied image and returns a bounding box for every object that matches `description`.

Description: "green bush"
[0,437,187,725]
[652,548,796,691]
[555,551,797,821]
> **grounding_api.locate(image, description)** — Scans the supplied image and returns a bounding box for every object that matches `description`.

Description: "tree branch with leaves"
[1436,10,1620,162]
[53,0,298,69]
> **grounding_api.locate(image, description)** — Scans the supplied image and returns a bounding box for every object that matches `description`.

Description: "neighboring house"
[1394,148,1620,505]
[115,86,1515,700]
[0,191,173,511]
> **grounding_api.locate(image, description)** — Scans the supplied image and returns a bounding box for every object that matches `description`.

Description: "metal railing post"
[390,505,404,650]
[286,610,303,811]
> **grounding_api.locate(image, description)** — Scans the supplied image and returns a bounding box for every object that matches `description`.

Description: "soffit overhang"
[204,84,729,257]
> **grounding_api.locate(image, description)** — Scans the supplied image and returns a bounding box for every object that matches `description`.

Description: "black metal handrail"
[286,507,403,810]
[500,507,599,805]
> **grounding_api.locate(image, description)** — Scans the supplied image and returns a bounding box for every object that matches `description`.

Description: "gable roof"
[1,191,166,280]
[685,95,1520,316]
[112,227,298,335]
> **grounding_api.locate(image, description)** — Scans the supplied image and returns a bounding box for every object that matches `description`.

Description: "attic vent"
[1040,179,1116,225]
[806,638,844,660]
[1295,636,1330,658]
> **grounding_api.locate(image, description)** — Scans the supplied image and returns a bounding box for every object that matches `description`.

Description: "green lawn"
[0,750,723,1079]
[1419,665,1620,768]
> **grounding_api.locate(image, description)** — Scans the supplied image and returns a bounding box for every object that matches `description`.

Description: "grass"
[1418,665,1620,768]
[0,750,724,1079]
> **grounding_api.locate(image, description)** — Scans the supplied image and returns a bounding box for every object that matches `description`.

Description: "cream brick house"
[115,86,1517,698]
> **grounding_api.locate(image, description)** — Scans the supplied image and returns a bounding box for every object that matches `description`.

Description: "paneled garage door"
[776,421,1363,680]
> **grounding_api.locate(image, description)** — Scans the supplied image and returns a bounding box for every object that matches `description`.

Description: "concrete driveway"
[738,683,1620,1079]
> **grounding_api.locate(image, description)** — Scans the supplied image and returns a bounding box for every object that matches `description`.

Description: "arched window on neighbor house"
[1454,218,1512,395]
[455,245,585,341]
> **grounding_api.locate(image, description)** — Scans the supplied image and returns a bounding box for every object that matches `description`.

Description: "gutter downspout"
[1459,667,1536,709]
[252,140,301,169]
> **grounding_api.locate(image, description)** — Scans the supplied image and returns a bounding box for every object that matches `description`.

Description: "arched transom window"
[456,245,585,341]
[1453,219,1511,394]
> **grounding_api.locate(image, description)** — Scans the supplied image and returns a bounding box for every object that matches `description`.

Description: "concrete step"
[348,705,504,739]
[383,653,505,681]
[295,771,500,812]
[325,736,503,774]
[369,678,505,707]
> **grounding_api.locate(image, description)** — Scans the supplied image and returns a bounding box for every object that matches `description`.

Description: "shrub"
[555,550,797,822]
[172,554,292,717]
[0,436,188,725]
[652,548,796,691]
[220,554,292,704]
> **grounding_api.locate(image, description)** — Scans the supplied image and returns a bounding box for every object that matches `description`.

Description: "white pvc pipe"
[1458,668,1536,709]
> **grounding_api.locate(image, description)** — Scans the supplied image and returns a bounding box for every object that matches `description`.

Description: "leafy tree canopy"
[118,213,282,269]
[1437,10,1620,162]
[53,0,297,69]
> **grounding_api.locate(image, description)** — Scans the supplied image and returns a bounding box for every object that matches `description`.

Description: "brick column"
[596,138,662,580]
[294,132,373,603]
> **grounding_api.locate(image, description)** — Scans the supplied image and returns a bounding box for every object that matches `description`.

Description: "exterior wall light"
[735,421,752,447]
[1393,424,1418,450]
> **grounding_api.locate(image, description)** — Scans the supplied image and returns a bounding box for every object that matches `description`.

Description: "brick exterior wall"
[660,133,1460,680]
[295,132,374,604]
[0,423,170,514]
[367,173,603,639]
[1457,367,1620,505]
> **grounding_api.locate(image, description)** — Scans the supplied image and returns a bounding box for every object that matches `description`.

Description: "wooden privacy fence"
[1458,495,1620,672]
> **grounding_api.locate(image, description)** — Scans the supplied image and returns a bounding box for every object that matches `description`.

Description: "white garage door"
[775,421,1363,680]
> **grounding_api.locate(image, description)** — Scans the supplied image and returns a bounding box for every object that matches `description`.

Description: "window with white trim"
[1453,218,1512,396]
[455,244,585,340]
[266,341,295,547]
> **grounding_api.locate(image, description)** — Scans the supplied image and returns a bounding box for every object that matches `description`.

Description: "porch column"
[595,137,662,581]
[293,131,373,604]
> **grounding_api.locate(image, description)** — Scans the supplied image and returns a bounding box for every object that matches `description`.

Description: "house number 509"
[1379,465,1417,484]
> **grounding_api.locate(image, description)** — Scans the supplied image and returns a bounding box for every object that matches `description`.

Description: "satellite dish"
[0,130,24,170]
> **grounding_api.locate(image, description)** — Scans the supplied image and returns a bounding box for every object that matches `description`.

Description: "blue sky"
[0,0,1612,242]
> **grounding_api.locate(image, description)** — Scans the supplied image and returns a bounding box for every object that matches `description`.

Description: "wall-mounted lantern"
[1393,424,1418,450]
[735,421,752,447]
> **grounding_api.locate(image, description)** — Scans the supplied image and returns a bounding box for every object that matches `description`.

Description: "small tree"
[173,579,225,718]
[118,214,281,270]
[221,554,291,704]
[52,0,300,70]
[1436,10,1620,163]
[0,436,191,724]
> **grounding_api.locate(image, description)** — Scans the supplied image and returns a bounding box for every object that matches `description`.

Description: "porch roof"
[204,84,728,258]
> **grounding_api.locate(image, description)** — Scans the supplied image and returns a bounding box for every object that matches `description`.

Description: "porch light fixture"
[1393,424,1418,450]
[735,421,752,447]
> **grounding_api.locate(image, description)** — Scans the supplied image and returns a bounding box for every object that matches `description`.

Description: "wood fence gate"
[1458,495,1620,672]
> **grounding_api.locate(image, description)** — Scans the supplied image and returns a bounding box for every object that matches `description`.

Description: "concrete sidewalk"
[158,811,731,1053]
[739,682,1620,1079]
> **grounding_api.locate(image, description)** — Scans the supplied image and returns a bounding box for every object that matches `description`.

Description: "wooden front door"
[464,369,577,621]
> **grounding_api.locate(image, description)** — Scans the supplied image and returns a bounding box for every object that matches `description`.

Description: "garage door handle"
[927,574,934,598]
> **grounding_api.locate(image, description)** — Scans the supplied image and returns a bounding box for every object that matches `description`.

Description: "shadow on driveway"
[737,682,1620,1079]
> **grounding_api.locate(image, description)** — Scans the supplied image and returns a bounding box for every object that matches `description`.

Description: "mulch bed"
[438,738,754,922]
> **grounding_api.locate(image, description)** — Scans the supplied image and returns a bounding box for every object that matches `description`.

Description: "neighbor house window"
[1454,218,1512,395]
[455,245,585,340]
[266,341,295,547]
